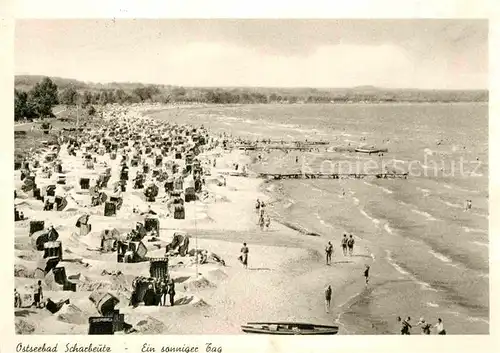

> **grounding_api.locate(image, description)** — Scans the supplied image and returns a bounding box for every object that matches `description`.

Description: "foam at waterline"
[462,226,488,234]
[245,131,264,136]
[315,213,335,229]
[242,119,257,125]
[440,200,462,209]
[385,250,438,292]
[467,316,489,324]
[417,187,431,194]
[283,198,296,209]
[470,241,488,247]
[362,181,393,195]
[411,209,437,221]
[352,197,360,206]
[428,250,452,263]
[426,302,439,308]
[219,116,240,121]
[392,159,406,164]
[473,212,489,219]
[383,223,393,234]
[360,209,380,225]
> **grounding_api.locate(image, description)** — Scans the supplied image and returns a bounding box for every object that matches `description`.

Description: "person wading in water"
[341,234,348,256]
[434,318,446,335]
[324,285,332,313]
[347,235,355,256]
[325,241,333,265]
[364,264,370,285]
[397,316,412,335]
[416,318,432,335]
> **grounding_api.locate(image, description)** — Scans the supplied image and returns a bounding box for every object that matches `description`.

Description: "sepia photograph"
[13,19,488,336]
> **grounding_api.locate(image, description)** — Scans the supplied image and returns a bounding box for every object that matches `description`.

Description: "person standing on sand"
[160,280,168,306]
[325,241,333,265]
[33,280,43,308]
[167,278,176,306]
[341,234,348,256]
[347,235,355,256]
[434,318,446,335]
[15,288,22,308]
[265,215,271,230]
[324,285,332,313]
[143,284,156,306]
[259,212,265,231]
[240,242,249,269]
[364,265,370,285]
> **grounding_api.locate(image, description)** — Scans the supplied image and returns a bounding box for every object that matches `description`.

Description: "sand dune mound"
[132,316,167,334]
[182,276,216,291]
[56,303,89,325]
[15,199,41,208]
[16,250,40,262]
[15,318,36,334]
[15,241,34,251]
[76,273,135,295]
[206,268,228,281]
[175,294,209,307]
[15,262,38,278]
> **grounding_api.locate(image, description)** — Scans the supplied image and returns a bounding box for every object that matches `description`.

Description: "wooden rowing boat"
[355,147,388,154]
[241,322,339,335]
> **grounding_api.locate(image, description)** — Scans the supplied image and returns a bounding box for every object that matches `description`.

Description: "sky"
[14,19,488,89]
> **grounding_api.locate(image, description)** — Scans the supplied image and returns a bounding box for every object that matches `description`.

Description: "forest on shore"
[14,75,488,121]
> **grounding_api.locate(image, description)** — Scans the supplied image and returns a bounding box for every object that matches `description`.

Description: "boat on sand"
[241,322,339,335]
[355,147,388,154]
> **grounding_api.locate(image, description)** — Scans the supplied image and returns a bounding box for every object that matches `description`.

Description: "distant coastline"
[15,75,488,105]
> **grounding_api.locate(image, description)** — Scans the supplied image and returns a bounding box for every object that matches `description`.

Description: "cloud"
[14,19,488,89]
[145,42,480,89]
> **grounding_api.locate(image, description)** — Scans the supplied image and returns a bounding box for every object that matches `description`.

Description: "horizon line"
[14,73,488,91]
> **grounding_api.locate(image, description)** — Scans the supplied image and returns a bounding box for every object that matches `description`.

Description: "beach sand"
[14,106,371,335]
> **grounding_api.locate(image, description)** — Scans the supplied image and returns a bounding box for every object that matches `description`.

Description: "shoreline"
[145,107,375,333]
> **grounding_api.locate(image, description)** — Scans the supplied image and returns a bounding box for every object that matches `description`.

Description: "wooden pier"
[236,145,389,153]
[257,172,408,180]
[238,146,326,151]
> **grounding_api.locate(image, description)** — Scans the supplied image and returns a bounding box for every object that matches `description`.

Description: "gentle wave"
[467,316,489,324]
[426,302,440,308]
[428,250,452,263]
[385,251,438,292]
[392,159,406,164]
[440,200,462,209]
[417,187,431,194]
[463,227,488,234]
[384,223,394,235]
[360,209,380,225]
[411,209,437,221]
[284,198,296,209]
[470,241,488,248]
[363,181,393,194]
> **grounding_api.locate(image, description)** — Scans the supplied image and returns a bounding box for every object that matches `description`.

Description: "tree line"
[14,76,489,121]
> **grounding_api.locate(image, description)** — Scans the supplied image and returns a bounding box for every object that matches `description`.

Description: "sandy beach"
[15,104,372,335]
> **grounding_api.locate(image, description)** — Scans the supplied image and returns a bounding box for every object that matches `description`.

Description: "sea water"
[150,103,488,334]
